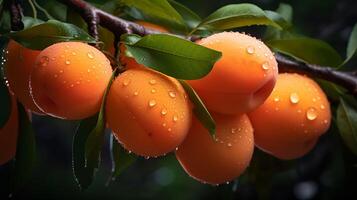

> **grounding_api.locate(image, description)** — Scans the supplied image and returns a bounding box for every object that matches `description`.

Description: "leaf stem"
[27,0,37,19]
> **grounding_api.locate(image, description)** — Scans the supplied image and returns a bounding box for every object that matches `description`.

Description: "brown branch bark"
[8,0,24,31]
[9,0,357,97]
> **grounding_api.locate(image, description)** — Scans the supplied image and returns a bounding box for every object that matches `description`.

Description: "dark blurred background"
[1,0,357,199]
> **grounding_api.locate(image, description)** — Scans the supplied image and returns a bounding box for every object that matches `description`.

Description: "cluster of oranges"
[0,22,331,185]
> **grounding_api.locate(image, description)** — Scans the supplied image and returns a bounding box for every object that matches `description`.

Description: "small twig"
[277,54,357,96]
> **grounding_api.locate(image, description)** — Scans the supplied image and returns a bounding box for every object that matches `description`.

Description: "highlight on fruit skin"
[0,91,18,165]
[188,32,278,115]
[248,73,331,160]
[4,40,42,113]
[30,42,113,120]
[176,113,254,185]
[106,67,192,157]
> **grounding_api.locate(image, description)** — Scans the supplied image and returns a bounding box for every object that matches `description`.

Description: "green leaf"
[196,3,283,32]
[110,135,136,179]
[275,3,293,23]
[0,37,11,128]
[267,37,343,67]
[11,102,36,191]
[7,20,96,50]
[168,0,201,30]
[340,23,357,67]
[121,34,141,45]
[179,80,216,137]
[347,23,357,59]
[123,34,222,80]
[85,68,118,169]
[73,69,118,190]
[22,17,44,29]
[264,11,291,30]
[0,8,11,34]
[120,0,187,32]
[264,3,293,41]
[337,97,357,155]
[72,115,98,190]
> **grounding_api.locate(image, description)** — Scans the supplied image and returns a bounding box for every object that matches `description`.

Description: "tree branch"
[10,0,357,97]
[8,0,24,31]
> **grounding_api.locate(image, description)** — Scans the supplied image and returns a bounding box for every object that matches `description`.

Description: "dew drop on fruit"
[168,91,176,98]
[274,97,280,102]
[320,105,325,109]
[173,115,178,122]
[151,88,156,93]
[148,99,157,107]
[149,79,156,85]
[227,143,232,147]
[323,119,328,124]
[133,91,139,96]
[262,62,269,71]
[168,128,172,132]
[246,46,255,54]
[306,107,318,121]
[39,56,49,67]
[123,79,131,86]
[87,51,94,59]
[87,69,91,73]
[162,123,167,127]
[65,60,71,65]
[290,93,300,104]
[59,70,64,74]
[161,108,168,116]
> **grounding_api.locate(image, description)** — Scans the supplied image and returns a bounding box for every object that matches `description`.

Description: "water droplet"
[76,81,80,85]
[161,109,167,116]
[87,51,94,59]
[162,123,167,127]
[148,100,156,107]
[65,60,71,65]
[297,109,302,113]
[123,79,131,86]
[306,107,318,121]
[323,119,329,124]
[168,128,172,132]
[168,91,176,98]
[39,56,49,67]
[246,46,255,54]
[59,70,63,74]
[173,115,178,122]
[227,143,232,147]
[72,52,76,55]
[133,91,139,96]
[312,98,317,102]
[262,62,269,70]
[151,88,156,93]
[175,147,179,151]
[70,84,74,88]
[320,105,325,109]
[149,79,156,85]
[87,69,91,73]
[274,97,280,102]
[231,128,237,133]
[290,93,300,104]
[145,156,150,160]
